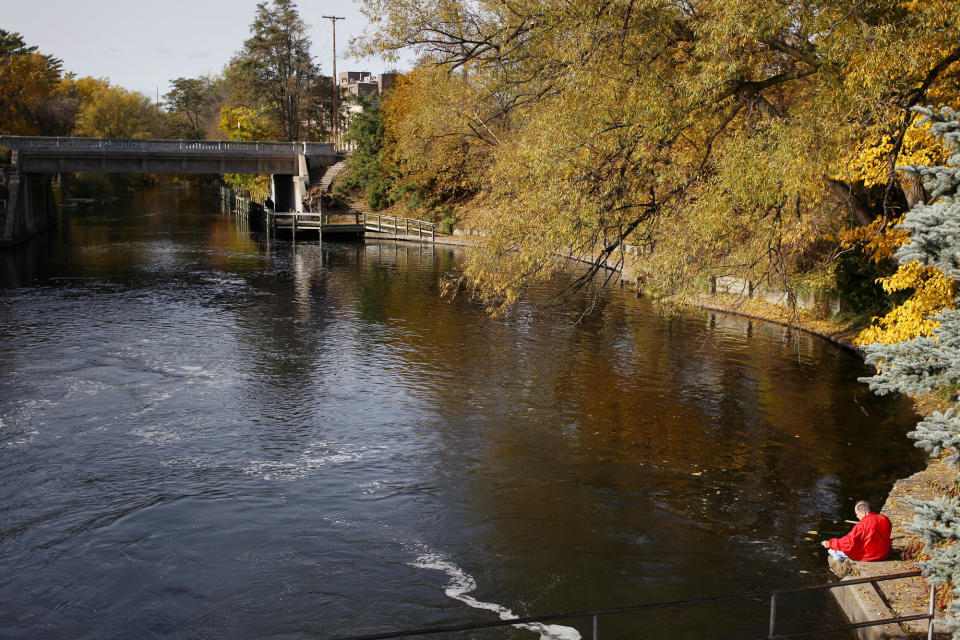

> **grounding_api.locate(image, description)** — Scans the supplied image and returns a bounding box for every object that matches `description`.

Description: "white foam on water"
[0,402,47,448]
[358,480,383,495]
[131,423,183,445]
[242,442,367,481]
[410,554,581,640]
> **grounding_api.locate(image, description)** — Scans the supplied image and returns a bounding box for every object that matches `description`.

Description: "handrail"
[363,213,436,241]
[0,135,335,156]
[332,570,935,640]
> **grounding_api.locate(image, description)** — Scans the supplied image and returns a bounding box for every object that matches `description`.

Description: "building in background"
[377,73,399,94]
[335,71,402,142]
[338,71,391,101]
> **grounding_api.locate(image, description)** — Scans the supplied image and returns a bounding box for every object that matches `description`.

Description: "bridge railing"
[0,136,335,156]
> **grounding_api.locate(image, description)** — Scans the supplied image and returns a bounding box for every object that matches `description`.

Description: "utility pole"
[322,15,345,147]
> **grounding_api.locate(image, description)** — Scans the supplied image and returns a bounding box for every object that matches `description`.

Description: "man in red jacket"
[821,500,892,562]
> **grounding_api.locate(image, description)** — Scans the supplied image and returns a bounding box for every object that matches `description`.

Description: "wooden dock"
[263,211,436,242]
[219,187,439,243]
[265,211,364,238]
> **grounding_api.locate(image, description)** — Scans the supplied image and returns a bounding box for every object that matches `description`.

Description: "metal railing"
[332,570,935,640]
[364,213,436,241]
[0,136,335,156]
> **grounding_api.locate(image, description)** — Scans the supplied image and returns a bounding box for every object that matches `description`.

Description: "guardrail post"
[768,593,777,639]
[929,582,936,640]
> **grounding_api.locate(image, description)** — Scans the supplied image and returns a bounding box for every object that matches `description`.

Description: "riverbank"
[688,287,952,638]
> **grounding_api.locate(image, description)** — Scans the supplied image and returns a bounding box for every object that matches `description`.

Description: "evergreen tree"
[861,105,960,637]
[228,0,321,141]
[164,77,217,140]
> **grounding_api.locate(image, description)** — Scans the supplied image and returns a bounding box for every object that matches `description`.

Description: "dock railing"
[332,569,936,640]
[322,212,364,226]
[364,213,435,242]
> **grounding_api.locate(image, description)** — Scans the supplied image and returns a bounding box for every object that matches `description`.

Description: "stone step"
[319,159,348,192]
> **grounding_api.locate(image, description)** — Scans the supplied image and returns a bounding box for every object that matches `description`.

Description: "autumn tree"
[0,29,72,136]
[75,85,164,139]
[215,106,275,199]
[218,106,278,142]
[356,0,960,313]
[382,64,494,208]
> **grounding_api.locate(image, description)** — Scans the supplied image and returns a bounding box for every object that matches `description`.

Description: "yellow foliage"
[837,216,910,263]
[217,107,276,200]
[381,64,494,201]
[840,215,956,346]
[856,262,957,345]
[217,106,279,142]
[0,53,61,135]
[223,173,270,200]
[75,86,162,139]
[356,0,960,312]
[59,75,110,104]
[835,115,952,188]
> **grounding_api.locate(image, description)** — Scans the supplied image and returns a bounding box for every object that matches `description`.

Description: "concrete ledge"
[829,558,934,639]
[365,230,472,247]
[828,458,956,639]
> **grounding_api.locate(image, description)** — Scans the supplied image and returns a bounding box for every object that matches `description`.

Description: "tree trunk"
[901,174,925,209]
[825,177,873,226]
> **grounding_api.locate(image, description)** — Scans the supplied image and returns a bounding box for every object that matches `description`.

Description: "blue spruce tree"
[861,105,960,636]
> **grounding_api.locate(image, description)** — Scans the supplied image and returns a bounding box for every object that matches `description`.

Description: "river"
[0,185,924,639]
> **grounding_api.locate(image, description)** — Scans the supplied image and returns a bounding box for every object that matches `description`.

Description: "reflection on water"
[0,185,922,639]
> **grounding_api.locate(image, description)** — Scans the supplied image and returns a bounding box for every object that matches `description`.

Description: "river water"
[0,185,923,639]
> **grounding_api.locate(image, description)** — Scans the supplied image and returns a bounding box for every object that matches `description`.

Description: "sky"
[2,0,413,100]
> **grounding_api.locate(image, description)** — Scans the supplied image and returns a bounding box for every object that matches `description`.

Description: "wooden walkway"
[220,185,438,243]
[265,211,436,242]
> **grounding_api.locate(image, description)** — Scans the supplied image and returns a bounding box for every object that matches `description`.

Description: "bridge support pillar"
[2,169,56,248]
[294,152,309,212]
[269,151,311,213]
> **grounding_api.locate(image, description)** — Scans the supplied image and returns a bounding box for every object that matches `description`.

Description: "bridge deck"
[0,136,338,174]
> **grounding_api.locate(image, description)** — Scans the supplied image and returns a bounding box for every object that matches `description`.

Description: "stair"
[318,159,348,192]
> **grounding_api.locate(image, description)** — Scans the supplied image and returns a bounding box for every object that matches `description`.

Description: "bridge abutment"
[270,153,312,213]
[271,174,295,212]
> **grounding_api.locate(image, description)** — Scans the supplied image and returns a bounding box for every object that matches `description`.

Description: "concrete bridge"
[0,136,341,247]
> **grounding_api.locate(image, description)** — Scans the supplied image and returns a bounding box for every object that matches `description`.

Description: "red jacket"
[829,512,892,561]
